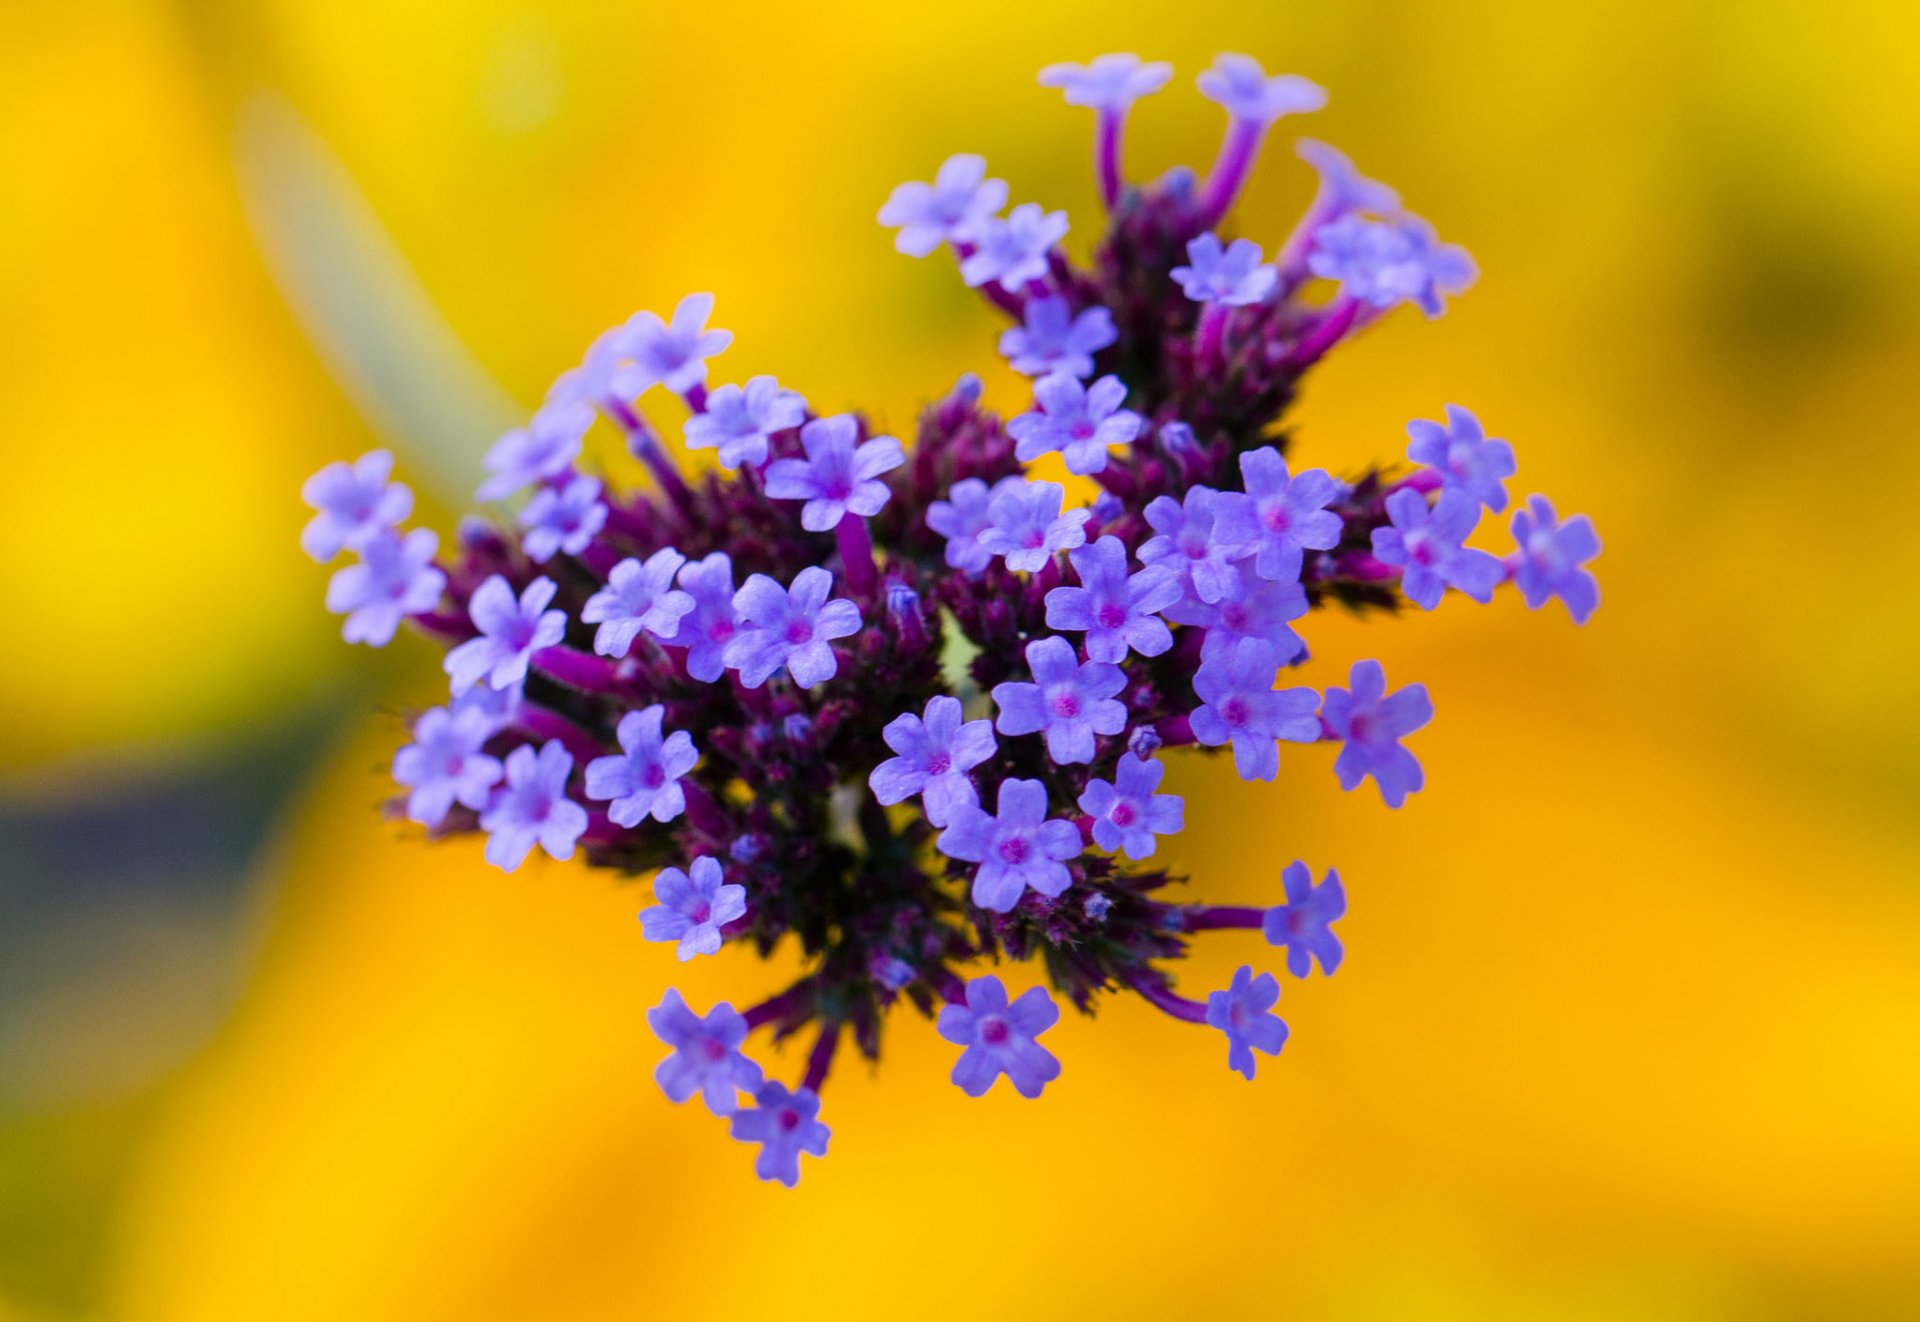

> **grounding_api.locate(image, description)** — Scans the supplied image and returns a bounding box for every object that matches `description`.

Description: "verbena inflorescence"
[305,51,1599,1187]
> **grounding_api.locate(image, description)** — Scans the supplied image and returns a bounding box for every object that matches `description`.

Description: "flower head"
[1045,535,1181,662]
[1078,753,1184,859]
[444,575,567,695]
[580,549,696,659]
[764,415,904,531]
[976,478,1091,572]
[1371,489,1505,609]
[391,704,504,828]
[661,552,740,683]
[1189,639,1321,782]
[959,202,1069,292]
[1237,447,1343,584]
[991,635,1129,766]
[639,856,746,960]
[478,740,588,871]
[1406,405,1517,512]
[1197,54,1326,125]
[585,705,699,828]
[301,450,413,562]
[685,375,808,470]
[869,695,997,827]
[999,297,1118,379]
[478,407,589,501]
[1138,485,1257,605]
[1007,373,1142,475]
[878,153,1008,258]
[937,777,1084,912]
[1038,53,1172,110]
[1263,861,1346,977]
[519,475,607,562]
[649,990,762,1115]
[622,293,732,396]
[1206,965,1288,1079]
[722,566,862,688]
[325,528,446,647]
[729,1081,830,1187]
[1510,495,1602,624]
[937,975,1063,1097]
[1319,659,1432,808]
[1171,232,1278,306]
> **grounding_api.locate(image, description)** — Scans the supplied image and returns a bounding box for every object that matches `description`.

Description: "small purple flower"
[976,479,1091,572]
[729,1081,830,1187]
[1038,53,1172,110]
[998,297,1118,379]
[1165,563,1308,663]
[684,375,808,470]
[477,407,589,501]
[1310,214,1476,318]
[878,153,1008,257]
[444,575,567,695]
[936,777,1085,912]
[325,528,446,647]
[1171,232,1278,306]
[1078,753,1184,860]
[450,677,522,733]
[391,704,503,828]
[1197,54,1326,125]
[1510,495,1601,624]
[301,450,412,562]
[959,202,1069,292]
[1206,965,1289,1080]
[869,695,997,827]
[662,552,739,683]
[1137,485,1257,605]
[1406,404,1516,512]
[584,705,699,827]
[1319,658,1432,808]
[1007,373,1142,475]
[764,415,904,531]
[648,989,762,1115]
[639,855,746,960]
[1189,638,1321,782]
[543,320,636,412]
[991,635,1128,766]
[1297,138,1401,217]
[722,566,862,689]
[937,975,1063,1098]
[622,293,732,396]
[926,477,1000,576]
[581,548,696,659]
[1237,447,1343,584]
[478,740,588,871]
[1045,535,1181,662]
[519,474,607,563]
[1371,489,1505,610]
[1263,861,1345,977]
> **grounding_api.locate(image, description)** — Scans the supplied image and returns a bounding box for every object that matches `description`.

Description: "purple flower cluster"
[304,50,1597,1186]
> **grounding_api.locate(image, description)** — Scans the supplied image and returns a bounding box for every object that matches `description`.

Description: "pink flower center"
[785,619,816,645]
[1050,692,1082,718]
[979,1017,1011,1045]
[926,751,952,775]
[998,836,1031,865]
[1096,602,1128,629]
[1110,802,1137,826]
[1221,697,1249,727]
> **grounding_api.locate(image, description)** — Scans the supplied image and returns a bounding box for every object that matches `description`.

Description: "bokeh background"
[4,1,1919,1318]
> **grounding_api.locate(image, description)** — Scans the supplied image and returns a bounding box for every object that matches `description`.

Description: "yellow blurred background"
[3,0,1918,1317]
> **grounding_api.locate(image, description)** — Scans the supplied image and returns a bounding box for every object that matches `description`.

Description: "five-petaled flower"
[937,777,1085,912]
[1319,658,1433,808]
[1510,495,1601,624]
[722,566,862,688]
[729,1082,830,1187]
[1171,232,1278,306]
[1138,485,1256,605]
[1371,489,1505,609]
[478,405,589,501]
[1237,447,1343,584]
[869,695,998,827]
[1310,214,1476,318]
[1007,372,1143,475]
[301,450,412,562]
[878,153,1007,258]
[1206,965,1289,1080]
[1164,562,1308,663]
[639,855,746,960]
[999,297,1118,379]
[445,575,567,694]
[478,740,588,871]
[937,975,1063,1098]
[959,202,1069,291]
[976,478,1091,572]
[764,414,905,531]
[661,552,739,683]
[1078,753,1184,859]
[585,705,699,827]
[1045,535,1181,662]
[1263,861,1346,977]
[1197,53,1327,125]
[325,528,446,647]
[622,292,732,396]
[648,990,763,1115]
[519,474,608,563]
[925,476,1006,575]
[581,549,696,659]
[391,703,503,828]
[1406,404,1517,512]
[684,375,808,470]
[1189,638,1322,781]
[992,635,1129,765]
[1038,53,1172,110]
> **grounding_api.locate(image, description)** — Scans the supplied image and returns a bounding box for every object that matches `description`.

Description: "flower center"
[998,836,1031,865]
[643,764,666,788]
[926,751,952,776]
[1070,420,1096,441]
[1110,802,1137,826]
[700,1038,728,1062]
[777,1108,802,1132]
[690,902,711,924]
[1096,602,1128,629]
[979,1016,1011,1045]
[1220,697,1249,728]
[1049,691,1082,719]
[785,619,816,645]
[1263,505,1291,534]
[1221,603,1248,631]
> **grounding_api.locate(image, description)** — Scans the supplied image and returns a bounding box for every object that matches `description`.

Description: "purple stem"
[604,397,693,509]
[1332,551,1401,583]
[1155,712,1196,747]
[743,980,814,1032]
[836,513,879,597]
[1284,296,1360,370]
[409,607,473,641]
[1391,469,1444,496]
[1274,193,1338,295]
[531,645,624,696]
[1195,302,1231,363]
[1200,117,1265,227]
[1125,969,1210,1024]
[512,704,604,766]
[681,779,730,838]
[1096,108,1126,207]
[800,1022,840,1094]
[681,382,708,414]
[1180,905,1266,932]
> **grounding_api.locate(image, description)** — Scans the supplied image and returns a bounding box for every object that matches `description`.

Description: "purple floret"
[580,548,696,659]
[622,292,732,396]
[1171,232,1278,306]
[764,414,904,531]
[1309,213,1476,318]
[998,297,1118,379]
[1371,489,1505,610]
[648,989,763,1115]
[1510,495,1601,624]
[1037,53,1172,110]
[1007,372,1142,475]
[1406,404,1516,512]
[584,705,699,827]
[301,450,412,562]
[662,552,739,683]
[477,405,590,501]
[722,566,862,688]
[729,1081,830,1187]
[1319,658,1432,808]
[878,153,1008,258]
[639,855,746,960]
[1198,54,1326,125]
[1206,965,1289,1080]
[1164,562,1308,663]
[684,374,807,470]
[444,574,567,695]
[926,476,1005,576]
[936,777,1085,912]
[392,703,503,828]
[1044,535,1180,662]
[959,202,1069,292]
[1078,753,1184,860]
[519,474,607,563]
[937,975,1063,1098]
[991,635,1129,766]
[1296,138,1401,217]
[325,527,446,647]
[1237,447,1343,585]
[869,694,997,827]
[1137,485,1257,605]
[976,478,1091,572]
[478,740,588,871]
[1263,861,1346,977]
[1189,638,1321,782]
